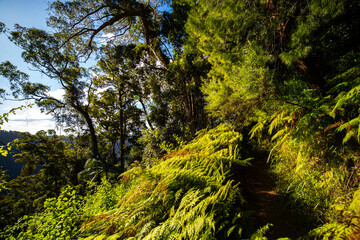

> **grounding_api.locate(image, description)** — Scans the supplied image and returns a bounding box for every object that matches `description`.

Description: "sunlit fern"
[79,124,248,239]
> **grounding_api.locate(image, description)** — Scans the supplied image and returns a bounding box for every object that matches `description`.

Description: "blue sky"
[0,0,62,134]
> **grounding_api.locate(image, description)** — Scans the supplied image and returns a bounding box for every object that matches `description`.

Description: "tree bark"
[139,98,154,131]
[119,88,125,173]
[75,105,101,160]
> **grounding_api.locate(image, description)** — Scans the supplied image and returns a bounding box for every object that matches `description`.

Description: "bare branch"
[59,28,95,49]
[86,80,93,109]
[70,5,107,30]
[88,11,140,49]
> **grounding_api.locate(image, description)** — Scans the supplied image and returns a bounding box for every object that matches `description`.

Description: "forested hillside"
[0,130,23,179]
[0,0,360,239]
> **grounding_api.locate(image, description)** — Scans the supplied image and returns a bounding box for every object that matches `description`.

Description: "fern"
[78,124,247,239]
[249,119,266,139]
[248,224,272,240]
[328,64,360,143]
[309,188,360,239]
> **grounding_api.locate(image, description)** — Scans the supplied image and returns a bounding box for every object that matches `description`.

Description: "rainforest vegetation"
[1,0,360,239]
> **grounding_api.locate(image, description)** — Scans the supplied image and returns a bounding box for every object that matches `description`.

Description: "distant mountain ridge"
[0,130,23,179]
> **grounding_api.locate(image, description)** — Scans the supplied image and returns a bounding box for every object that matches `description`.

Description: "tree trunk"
[75,105,101,160]
[139,98,154,131]
[119,89,125,173]
[111,139,116,166]
[140,4,169,70]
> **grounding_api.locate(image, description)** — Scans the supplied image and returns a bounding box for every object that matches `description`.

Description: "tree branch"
[88,11,140,49]
[70,6,107,30]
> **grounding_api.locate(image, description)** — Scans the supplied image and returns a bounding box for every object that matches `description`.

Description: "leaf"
[332,203,345,211]
[0,147,8,157]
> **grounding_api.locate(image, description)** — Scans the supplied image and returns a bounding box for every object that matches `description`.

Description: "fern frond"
[249,119,266,139]
[80,124,245,239]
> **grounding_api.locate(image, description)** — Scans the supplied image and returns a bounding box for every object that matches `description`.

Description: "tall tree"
[48,0,211,137]
[48,0,171,69]
[89,44,149,173]
[162,47,210,136]
[0,25,102,160]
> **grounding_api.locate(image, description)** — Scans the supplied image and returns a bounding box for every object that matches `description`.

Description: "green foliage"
[279,0,345,66]
[136,128,165,166]
[1,0,360,239]
[163,46,210,135]
[161,2,191,52]
[309,187,360,239]
[88,44,149,174]
[13,130,85,189]
[269,137,346,219]
[48,0,170,69]
[0,170,7,193]
[83,177,124,215]
[0,142,11,157]
[1,186,84,240]
[185,1,360,238]
[183,0,278,123]
[251,108,354,222]
[203,41,273,123]
[79,124,248,239]
[247,224,272,240]
[0,131,87,228]
[330,64,360,143]
[0,61,30,98]
[2,124,257,239]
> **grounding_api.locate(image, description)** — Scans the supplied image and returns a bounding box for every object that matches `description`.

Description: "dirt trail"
[238,155,313,239]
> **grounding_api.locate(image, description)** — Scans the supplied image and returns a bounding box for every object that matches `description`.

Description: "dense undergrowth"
[2,123,360,239]
[1,124,275,239]
[250,109,360,239]
[267,135,360,239]
[1,124,360,239]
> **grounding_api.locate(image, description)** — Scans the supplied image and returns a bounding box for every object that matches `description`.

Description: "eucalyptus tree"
[89,44,153,173]
[0,24,101,160]
[0,0,211,176]
[48,0,171,69]
[48,0,210,138]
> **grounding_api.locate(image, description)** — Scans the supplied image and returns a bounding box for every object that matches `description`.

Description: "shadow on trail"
[234,152,316,239]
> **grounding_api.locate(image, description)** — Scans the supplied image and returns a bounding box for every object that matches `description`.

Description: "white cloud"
[100,33,116,45]
[48,88,65,100]
[1,89,65,134]
[1,104,57,134]
[101,33,115,39]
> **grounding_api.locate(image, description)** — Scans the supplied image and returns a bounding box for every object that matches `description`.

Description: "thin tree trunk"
[119,89,125,173]
[76,105,101,160]
[139,98,154,131]
[140,4,169,70]
[111,139,116,166]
